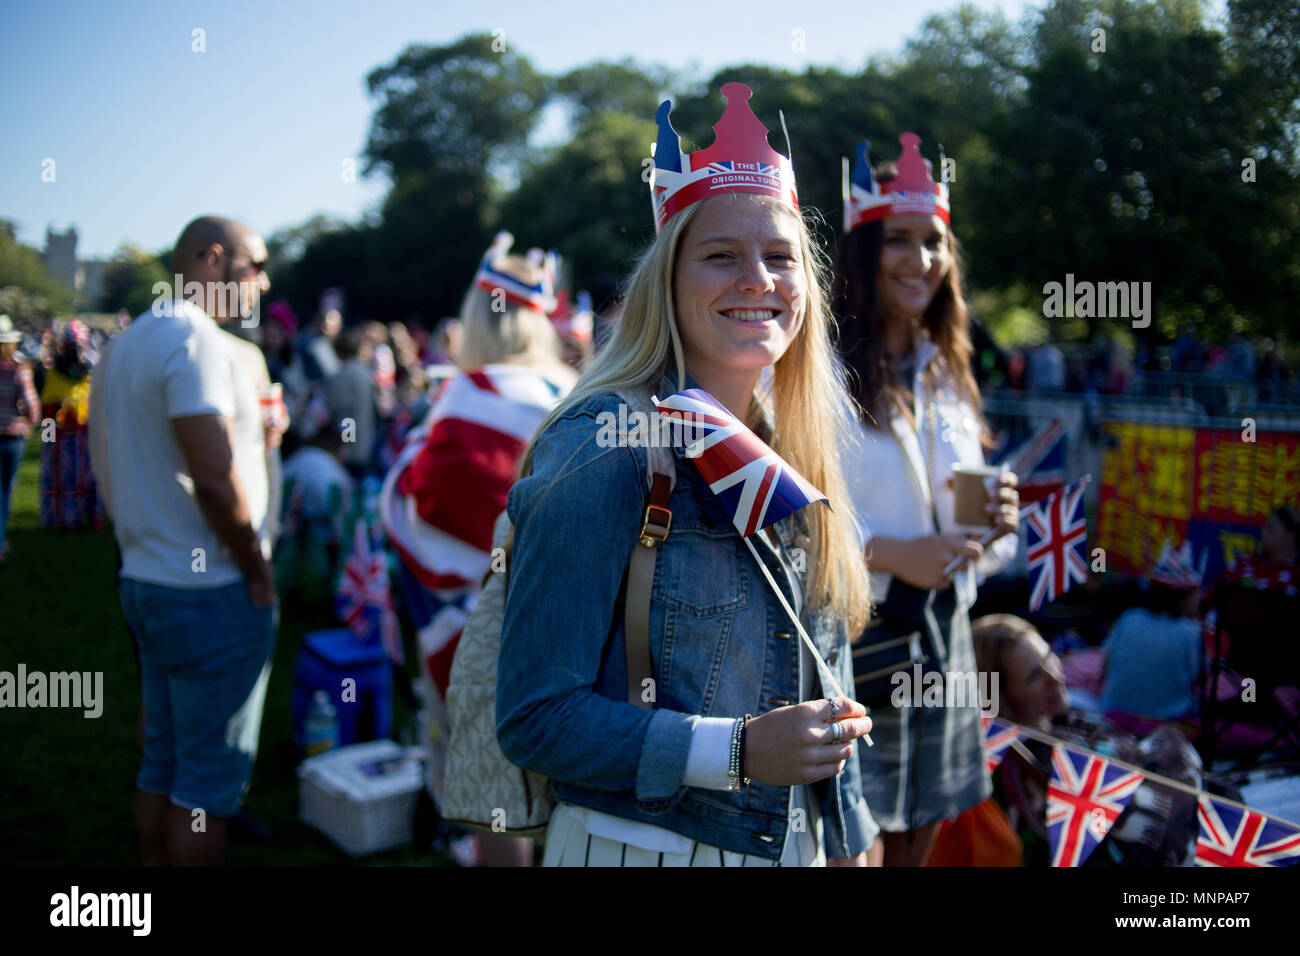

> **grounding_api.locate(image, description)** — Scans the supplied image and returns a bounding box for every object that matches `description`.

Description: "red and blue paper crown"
[650,82,799,234]
[472,232,558,315]
[842,133,950,232]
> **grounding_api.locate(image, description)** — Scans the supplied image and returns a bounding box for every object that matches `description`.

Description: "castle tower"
[43,226,79,291]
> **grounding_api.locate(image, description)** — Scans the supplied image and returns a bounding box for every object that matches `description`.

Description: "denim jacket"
[496,370,877,860]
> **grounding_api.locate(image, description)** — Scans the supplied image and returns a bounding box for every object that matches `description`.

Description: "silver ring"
[828,699,839,722]
[831,721,843,744]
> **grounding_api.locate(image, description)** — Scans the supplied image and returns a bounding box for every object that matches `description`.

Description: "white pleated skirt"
[541,791,825,867]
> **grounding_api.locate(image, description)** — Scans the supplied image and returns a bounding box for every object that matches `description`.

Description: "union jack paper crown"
[653,389,826,537]
[472,231,558,315]
[1150,539,1206,590]
[842,133,950,232]
[650,82,799,234]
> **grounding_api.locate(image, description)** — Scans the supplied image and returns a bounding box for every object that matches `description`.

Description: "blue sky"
[0,0,1046,259]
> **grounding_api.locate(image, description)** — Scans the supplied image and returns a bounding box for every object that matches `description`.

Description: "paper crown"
[1151,540,1206,589]
[650,82,799,234]
[472,232,558,315]
[842,133,950,232]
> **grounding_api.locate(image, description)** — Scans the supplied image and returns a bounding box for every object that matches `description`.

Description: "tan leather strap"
[625,471,673,708]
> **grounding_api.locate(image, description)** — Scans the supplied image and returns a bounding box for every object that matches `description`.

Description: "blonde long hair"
[521,195,871,634]
[458,253,576,388]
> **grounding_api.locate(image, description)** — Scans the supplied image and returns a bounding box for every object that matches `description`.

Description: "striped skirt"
[541,796,825,867]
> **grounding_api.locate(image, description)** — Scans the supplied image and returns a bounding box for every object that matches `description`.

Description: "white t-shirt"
[838,335,1016,606]
[95,301,269,588]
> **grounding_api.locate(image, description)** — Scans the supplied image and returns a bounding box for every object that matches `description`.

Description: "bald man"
[89,215,280,866]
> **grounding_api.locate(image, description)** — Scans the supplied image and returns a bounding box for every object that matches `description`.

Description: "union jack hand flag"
[982,716,1022,774]
[336,517,404,665]
[654,389,826,537]
[1024,475,1091,612]
[1195,795,1300,867]
[1046,745,1145,867]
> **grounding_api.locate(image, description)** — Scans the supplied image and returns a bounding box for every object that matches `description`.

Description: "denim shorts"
[118,577,277,817]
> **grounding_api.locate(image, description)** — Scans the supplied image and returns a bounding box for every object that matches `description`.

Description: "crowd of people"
[1,82,1296,869]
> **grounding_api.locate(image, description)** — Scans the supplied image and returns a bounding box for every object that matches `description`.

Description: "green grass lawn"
[0,435,452,866]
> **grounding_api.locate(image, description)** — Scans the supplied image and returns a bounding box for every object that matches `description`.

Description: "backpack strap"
[618,391,677,709]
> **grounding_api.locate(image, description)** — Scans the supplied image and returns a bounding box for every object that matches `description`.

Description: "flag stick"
[942,526,1001,577]
[741,536,873,747]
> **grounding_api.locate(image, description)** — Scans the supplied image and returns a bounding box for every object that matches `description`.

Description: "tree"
[97,245,170,315]
[556,59,677,127]
[501,110,659,292]
[357,34,549,324]
[0,228,73,321]
[966,0,1292,342]
[364,33,547,185]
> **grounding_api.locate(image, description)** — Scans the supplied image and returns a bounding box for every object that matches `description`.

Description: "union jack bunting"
[1195,794,1300,867]
[336,515,403,665]
[653,389,826,537]
[982,716,1022,774]
[1024,475,1091,612]
[1046,745,1145,867]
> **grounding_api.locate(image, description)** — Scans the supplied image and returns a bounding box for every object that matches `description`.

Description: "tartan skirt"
[853,585,992,833]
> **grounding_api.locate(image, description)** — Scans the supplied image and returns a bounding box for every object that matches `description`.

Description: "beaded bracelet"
[727,715,753,791]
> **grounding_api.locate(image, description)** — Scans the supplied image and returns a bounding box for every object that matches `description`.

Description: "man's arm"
[171,413,274,606]
[86,349,113,521]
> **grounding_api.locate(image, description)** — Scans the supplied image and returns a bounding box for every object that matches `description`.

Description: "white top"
[839,332,1016,608]
[91,300,269,588]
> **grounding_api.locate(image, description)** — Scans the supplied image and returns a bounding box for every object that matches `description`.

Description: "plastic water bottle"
[304,690,339,756]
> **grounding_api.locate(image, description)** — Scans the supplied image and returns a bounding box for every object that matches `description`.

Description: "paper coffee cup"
[952,464,1002,532]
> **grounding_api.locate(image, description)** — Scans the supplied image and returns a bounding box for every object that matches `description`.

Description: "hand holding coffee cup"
[952,465,1001,532]
[987,469,1020,541]
[951,465,1019,540]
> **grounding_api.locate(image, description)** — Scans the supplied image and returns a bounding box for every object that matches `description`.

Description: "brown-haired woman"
[834,134,1021,866]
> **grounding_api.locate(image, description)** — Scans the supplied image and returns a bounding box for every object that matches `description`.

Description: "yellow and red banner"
[1097,423,1300,578]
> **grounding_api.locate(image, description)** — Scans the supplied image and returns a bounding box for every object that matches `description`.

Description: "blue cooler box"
[292,628,393,749]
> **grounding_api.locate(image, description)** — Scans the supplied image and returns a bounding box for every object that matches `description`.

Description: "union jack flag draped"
[1024,475,1091,612]
[653,389,826,537]
[982,716,1022,774]
[1195,794,1300,867]
[1046,745,1145,867]
[336,508,403,666]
